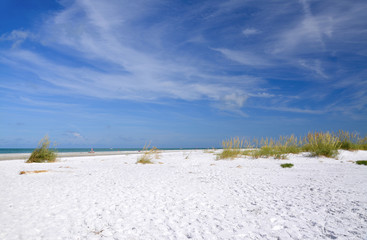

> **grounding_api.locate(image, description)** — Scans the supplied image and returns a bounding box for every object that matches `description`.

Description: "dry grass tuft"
[302,132,340,158]
[249,135,302,159]
[217,137,246,159]
[19,170,49,175]
[336,130,367,150]
[136,143,159,164]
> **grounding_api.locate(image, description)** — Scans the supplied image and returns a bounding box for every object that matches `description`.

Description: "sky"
[0,0,366,148]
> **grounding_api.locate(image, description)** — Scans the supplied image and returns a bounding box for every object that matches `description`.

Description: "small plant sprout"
[280,163,294,168]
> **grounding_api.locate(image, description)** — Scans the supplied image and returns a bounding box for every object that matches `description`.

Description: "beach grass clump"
[250,146,275,158]
[249,135,302,159]
[355,160,367,166]
[26,136,57,163]
[358,137,367,150]
[218,130,366,161]
[337,130,358,150]
[336,130,367,150]
[217,137,245,159]
[241,149,255,156]
[136,143,158,164]
[280,163,294,168]
[356,138,367,150]
[302,132,341,158]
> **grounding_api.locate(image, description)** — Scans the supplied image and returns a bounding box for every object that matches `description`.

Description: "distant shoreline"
[0,149,202,161]
[0,147,205,154]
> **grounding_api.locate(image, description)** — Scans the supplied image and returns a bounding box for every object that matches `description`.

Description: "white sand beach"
[0,150,366,239]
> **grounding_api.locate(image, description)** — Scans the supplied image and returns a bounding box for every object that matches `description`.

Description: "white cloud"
[64,131,86,144]
[223,93,248,108]
[269,0,366,57]
[257,106,324,114]
[0,0,271,116]
[1,47,255,114]
[0,30,33,48]
[242,28,261,36]
[1,0,365,118]
[71,132,82,138]
[0,30,30,41]
[213,48,272,67]
[298,59,328,78]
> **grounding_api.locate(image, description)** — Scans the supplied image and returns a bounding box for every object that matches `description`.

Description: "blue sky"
[0,0,366,148]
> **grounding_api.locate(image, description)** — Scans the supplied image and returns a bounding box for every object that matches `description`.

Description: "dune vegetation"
[136,143,160,164]
[218,131,367,160]
[26,135,57,163]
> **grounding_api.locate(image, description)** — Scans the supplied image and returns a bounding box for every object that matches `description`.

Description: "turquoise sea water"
[0,148,201,154]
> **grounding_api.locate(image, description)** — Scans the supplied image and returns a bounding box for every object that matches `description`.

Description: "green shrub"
[280,163,294,168]
[356,160,367,166]
[26,136,57,163]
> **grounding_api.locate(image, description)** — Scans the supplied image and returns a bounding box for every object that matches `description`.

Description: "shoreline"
[0,149,200,161]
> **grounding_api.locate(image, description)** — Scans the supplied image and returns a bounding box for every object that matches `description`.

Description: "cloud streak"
[0,0,366,119]
[1,0,268,115]
[242,28,261,36]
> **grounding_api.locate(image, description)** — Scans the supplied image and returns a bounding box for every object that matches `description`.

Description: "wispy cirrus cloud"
[242,28,261,36]
[0,30,33,48]
[0,0,366,119]
[298,59,328,79]
[269,0,367,57]
[213,48,272,67]
[0,0,266,115]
